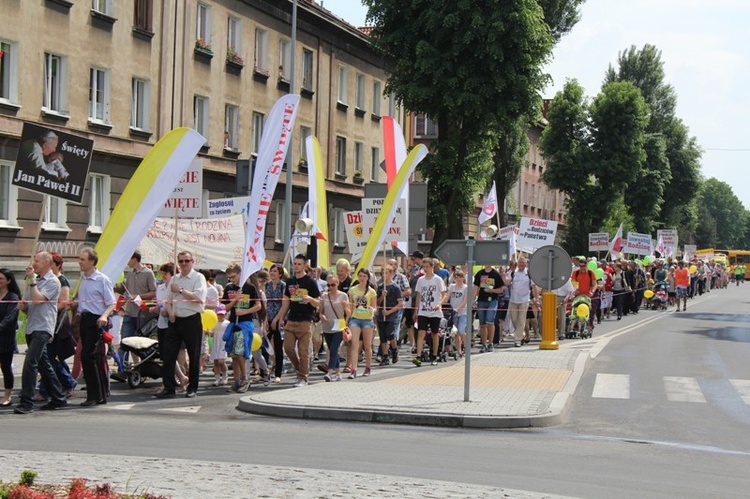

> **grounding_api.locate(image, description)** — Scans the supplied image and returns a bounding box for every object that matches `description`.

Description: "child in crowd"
[209,304,229,386]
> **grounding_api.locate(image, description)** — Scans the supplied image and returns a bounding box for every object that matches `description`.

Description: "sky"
[318,0,750,209]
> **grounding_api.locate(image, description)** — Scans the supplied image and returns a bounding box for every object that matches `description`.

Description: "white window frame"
[131,78,150,132]
[89,67,111,124]
[335,136,346,176]
[194,95,209,139]
[196,3,212,47]
[43,53,68,115]
[337,65,348,105]
[414,114,438,138]
[354,142,364,172]
[355,73,365,110]
[299,125,311,162]
[42,195,69,233]
[370,147,380,182]
[87,173,111,234]
[301,49,314,90]
[254,28,267,73]
[332,208,345,248]
[0,161,20,228]
[252,112,265,155]
[92,0,113,15]
[224,104,239,151]
[278,39,291,81]
[227,16,241,54]
[274,200,286,244]
[0,39,19,105]
[372,81,381,117]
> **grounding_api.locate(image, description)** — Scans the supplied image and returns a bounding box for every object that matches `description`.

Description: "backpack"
[510,270,534,296]
[572,269,596,289]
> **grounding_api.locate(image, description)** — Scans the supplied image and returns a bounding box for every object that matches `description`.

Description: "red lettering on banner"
[530,219,548,228]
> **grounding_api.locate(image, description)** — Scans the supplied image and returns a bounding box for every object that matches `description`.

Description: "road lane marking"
[729,379,750,404]
[157,406,201,413]
[664,376,706,403]
[592,373,630,399]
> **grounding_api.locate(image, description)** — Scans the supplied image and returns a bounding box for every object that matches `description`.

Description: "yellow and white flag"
[306,136,329,270]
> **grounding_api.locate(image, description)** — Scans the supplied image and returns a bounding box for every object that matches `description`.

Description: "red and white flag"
[383,116,409,255]
[241,94,301,283]
[655,235,665,256]
[609,222,624,259]
[478,181,498,225]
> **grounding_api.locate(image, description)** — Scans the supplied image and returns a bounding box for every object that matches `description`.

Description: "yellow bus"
[727,250,750,278]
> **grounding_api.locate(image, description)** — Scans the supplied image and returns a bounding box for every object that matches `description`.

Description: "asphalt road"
[1,286,749,498]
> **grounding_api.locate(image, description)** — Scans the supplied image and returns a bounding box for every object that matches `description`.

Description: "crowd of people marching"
[0,247,742,412]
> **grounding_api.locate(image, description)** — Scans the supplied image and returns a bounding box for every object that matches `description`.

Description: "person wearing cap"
[209,304,230,386]
[72,248,116,407]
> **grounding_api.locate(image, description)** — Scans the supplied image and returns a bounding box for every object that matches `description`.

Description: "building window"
[414,114,438,138]
[302,49,313,91]
[224,104,239,151]
[388,92,396,117]
[89,67,111,124]
[371,147,380,182]
[0,40,19,104]
[196,3,212,47]
[530,184,536,208]
[194,95,209,138]
[278,39,291,81]
[332,208,346,247]
[43,195,68,232]
[299,125,311,161]
[337,65,348,104]
[227,16,241,56]
[0,161,19,228]
[43,53,67,114]
[254,28,267,73]
[372,81,381,116]
[355,73,365,110]
[92,0,113,15]
[131,78,150,131]
[274,200,286,243]
[88,173,110,233]
[523,182,529,205]
[335,137,346,176]
[134,0,152,31]
[354,142,364,172]
[251,112,265,155]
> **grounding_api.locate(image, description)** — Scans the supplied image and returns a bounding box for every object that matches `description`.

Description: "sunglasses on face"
[178,259,191,264]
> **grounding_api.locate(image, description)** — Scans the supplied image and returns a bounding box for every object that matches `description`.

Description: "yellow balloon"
[251,332,262,352]
[576,304,589,318]
[689,265,697,274]
[644,290,654,299]
[201,310,218,331]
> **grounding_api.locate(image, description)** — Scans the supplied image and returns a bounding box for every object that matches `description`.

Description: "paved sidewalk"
[238,345,588,428]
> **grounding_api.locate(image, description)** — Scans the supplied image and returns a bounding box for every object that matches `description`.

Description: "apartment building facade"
[0,0,400,271]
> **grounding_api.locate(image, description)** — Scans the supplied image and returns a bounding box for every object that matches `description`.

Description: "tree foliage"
[491,116,531,228]
[364,0,562,250]
[540,79,649,254]
[695,178,749,249]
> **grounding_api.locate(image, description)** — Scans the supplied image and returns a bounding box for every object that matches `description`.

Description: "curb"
[236,350,590,429]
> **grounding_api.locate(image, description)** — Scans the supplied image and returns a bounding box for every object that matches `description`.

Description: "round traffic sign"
[528,245,571,291]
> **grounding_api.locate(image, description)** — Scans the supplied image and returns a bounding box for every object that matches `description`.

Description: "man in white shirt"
[157,251,206,399]
[508,257,538,347]
[412,258,446,366]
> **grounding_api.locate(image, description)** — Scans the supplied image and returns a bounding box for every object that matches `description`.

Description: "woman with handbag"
[318,274,350,382]
[0,268,21,406]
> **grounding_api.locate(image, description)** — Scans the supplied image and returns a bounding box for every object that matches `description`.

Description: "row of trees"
[363,1,746,255]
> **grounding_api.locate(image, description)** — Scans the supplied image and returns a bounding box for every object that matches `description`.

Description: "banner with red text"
[138,215,245,270]
[517,217,558,252]
[241,94,301,283]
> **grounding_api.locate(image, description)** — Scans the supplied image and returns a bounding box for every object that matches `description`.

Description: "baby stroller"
[566,294,592,339]
[119,314,162,388]
[650,282,668,311]
[421,309,459,363]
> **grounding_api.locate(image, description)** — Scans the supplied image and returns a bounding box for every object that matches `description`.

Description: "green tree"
[540,79,649,254]
[604,44,702,230]
[695,178,748,249]
[491,115,531,228]
[364,0,555,250]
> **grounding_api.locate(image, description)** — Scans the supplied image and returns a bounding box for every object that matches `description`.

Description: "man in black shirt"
[473,265,504,352]
[276,254,321,387]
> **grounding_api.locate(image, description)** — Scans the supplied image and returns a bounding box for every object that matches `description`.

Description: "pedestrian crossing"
[591,373,750,405]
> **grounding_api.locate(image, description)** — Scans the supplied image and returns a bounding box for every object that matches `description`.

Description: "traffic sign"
[434,239,510,266]
[528,245,571,291]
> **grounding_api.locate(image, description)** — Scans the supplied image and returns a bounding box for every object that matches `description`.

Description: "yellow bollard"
[539,290,559,350]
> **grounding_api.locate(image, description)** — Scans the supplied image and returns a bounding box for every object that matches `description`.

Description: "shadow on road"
[676,313,750,323]
[681,325,750,343]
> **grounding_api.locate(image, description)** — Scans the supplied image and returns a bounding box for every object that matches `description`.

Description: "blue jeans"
[39,340,76,398]
[477,300,498,325]
[20,331,66,409]
[323,332,343,370]
[453,314,467,335]
[117,315,139,364]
